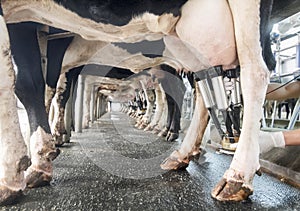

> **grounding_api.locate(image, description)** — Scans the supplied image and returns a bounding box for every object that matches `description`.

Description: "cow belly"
[176,0,237,69]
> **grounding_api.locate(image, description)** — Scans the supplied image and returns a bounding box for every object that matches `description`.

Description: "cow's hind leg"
[212,0,269,201]
[161,82,209,169]
[0,13,30,205]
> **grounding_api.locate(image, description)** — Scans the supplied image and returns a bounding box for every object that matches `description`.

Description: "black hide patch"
[260,0,276,71]
[113,39,165,57]
[0,2,3,16]
[82,64,134,79]
[54,0,188,26]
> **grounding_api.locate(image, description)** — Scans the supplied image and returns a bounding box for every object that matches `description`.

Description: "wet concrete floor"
[2,112,300,210]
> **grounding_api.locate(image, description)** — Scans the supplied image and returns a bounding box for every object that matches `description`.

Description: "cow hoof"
[144,125,152,131]
[46,148,61,161]
[138,123,147,130]
[54,136,64,147]
[160,150,189,170]
[63,134,71,143]
[211,178,252,201]
[0,187,23,206]
[211,172,253,201]
[166,132,179,142]
[152,128,160,134]
[26,171,52,188]
[137,125,143,130]
[158,128,169,137]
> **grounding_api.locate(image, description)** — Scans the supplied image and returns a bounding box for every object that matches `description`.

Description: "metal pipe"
[197,79,215,108]
[211,76,228,110]
[75,75,85,133]
[287,97,300,130]
[231,78,242,105]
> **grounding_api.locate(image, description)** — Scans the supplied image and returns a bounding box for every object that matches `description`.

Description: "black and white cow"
[0,0,299,205]
[160,0,300,194]
[47,33,188,144]
[49,36,167,144]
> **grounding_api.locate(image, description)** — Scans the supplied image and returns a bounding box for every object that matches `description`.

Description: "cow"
[48,34,185,144]
[160,0,300,202]
[49,37,168,145]
[0,0,299,205]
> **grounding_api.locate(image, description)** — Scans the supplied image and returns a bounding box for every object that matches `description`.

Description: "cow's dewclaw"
[0,186,23,206]
[17,155,31,173]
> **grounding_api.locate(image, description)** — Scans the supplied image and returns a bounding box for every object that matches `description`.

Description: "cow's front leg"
[161,82,209,169]
[212,0,269,201]
[0,15,30,205]
[7,22,60,189]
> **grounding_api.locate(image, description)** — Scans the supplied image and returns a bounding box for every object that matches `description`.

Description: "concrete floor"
[2,112,300,210]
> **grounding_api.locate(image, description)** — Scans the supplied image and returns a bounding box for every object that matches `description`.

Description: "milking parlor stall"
[1,0,300,210]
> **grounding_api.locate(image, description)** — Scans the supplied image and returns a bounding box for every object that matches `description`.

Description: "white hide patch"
[51,74,67,135]
[175,0,237,70]
[61,35,168,75]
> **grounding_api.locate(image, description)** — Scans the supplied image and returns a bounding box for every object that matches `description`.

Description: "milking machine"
[222,67,242,151]
[194,66,242,153]
[195,66,227,138]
